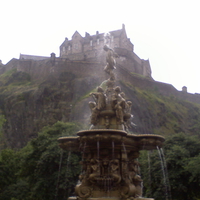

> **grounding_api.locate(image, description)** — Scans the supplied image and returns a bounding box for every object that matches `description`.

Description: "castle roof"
[19,54,49,61]
[60,24,126,47]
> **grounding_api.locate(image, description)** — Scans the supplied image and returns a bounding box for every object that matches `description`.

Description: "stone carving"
[89,101,99,125]
[124,101,133,130]
[128,153,143,197]
[87,45,134,129]
[90,87,106,110]
[89,159,100,184]
[87,45,141,196]
[89,87,106,125]
[110,159,121,184]
[75,181,92,198]
[103,45,119,79]
[120,183,135,199]
[112,87,127,124]
[76,159,92,198]
[105,76,116,94]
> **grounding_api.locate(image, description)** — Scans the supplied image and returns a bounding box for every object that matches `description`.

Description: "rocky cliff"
[0,59,200,149]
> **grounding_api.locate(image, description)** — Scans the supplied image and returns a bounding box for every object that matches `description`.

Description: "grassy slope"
[121,79,200,137]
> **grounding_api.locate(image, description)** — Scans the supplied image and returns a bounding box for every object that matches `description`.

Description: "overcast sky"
[1,0,200,94]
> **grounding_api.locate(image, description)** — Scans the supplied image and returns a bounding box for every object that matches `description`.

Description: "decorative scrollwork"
[75,184,92,198]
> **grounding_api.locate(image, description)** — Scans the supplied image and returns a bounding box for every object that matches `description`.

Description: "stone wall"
[2,58,200,105]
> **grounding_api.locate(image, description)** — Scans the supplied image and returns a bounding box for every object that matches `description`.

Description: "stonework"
[18,24,152,79]
[19,54,49,61]
[59,24,152,78]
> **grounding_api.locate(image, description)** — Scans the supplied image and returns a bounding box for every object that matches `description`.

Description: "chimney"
[96,31,99,35]
[85,32,90,37]
[182,86,187,93]
[51,52,56,58]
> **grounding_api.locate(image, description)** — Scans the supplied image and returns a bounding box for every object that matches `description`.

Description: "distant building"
[60,24,133,58]
[59,24,152,78]
[19,24,152,78]
[182,86,187,93]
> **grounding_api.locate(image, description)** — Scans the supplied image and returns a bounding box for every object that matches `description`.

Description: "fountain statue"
[58,45,165,200]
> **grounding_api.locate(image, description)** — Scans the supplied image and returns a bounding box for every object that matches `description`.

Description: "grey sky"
[1,0,199,93]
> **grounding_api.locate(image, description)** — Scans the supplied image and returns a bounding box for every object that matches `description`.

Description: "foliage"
[0,68,17,78]
[140,133,200,200]
[0,68,34,101]
[0,121,82,200]
[120,80,200,136]
[1,68,200,200]
[0,114,6,149]
[130,72,150,80]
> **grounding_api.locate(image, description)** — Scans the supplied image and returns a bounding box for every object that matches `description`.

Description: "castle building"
[60,24,133,58]
[19,24,151,78]
[59,24,152,78]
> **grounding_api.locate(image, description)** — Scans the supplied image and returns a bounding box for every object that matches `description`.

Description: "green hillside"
[0,67,200,199]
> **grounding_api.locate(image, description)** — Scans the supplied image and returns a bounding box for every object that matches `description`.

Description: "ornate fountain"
[58,45,165,200]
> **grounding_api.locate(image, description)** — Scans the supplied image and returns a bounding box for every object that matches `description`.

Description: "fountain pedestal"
[59,129,164,200]
[68,198,154,200]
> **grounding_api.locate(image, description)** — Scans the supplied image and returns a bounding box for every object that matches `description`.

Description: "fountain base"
[68,197,154,200]
[59,130,164,200]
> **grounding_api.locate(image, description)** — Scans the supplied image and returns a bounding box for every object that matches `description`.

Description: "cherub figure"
[124,101,133,130]
[89,101,99,125]
[89,87,106,125]
[112,86,126,124]
[110,159,121,184]
[90,87,106,110]
[89,159,100,184]
[128,159,143,197]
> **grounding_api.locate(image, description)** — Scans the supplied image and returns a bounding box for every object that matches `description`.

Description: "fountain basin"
[58,129,165,152]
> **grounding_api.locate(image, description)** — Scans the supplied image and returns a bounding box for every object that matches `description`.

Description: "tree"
[140,133,200,200]
[0,121,82,200]
[0,114,6,149]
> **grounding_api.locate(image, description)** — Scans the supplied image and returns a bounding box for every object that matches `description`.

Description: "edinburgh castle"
[0,24,200,105]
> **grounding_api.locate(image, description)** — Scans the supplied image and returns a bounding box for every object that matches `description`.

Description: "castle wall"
[71,32,83,54]
[3,58,200,105]
[83,42,94,52]
[20,54,49,61]
[119,31,132,51]
[131,52,142,65]
[5,59,104,82]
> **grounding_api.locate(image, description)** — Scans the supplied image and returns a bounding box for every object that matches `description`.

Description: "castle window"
[111,35,114,42]
[68,46,71,50]
[97,39,99,45]
[74,44,78,49]
[90,40,93,46]
[63,46,65,52]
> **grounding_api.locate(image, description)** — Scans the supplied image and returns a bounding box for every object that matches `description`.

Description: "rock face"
[0,58,200,149]
[0,68,102,148]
